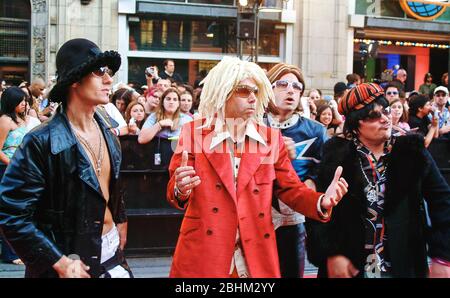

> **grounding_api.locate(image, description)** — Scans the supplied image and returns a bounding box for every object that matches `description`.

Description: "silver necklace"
[358,157,387,205]
[70,119,104,177]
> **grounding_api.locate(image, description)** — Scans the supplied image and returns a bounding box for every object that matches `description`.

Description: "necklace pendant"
[367,186,378,204]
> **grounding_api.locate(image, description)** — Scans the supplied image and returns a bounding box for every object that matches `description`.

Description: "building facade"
[0,0,119,85]
[2,0,449,93]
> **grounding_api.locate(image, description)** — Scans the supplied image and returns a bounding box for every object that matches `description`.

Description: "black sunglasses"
[363,107,391,121]
[92,66,114,78]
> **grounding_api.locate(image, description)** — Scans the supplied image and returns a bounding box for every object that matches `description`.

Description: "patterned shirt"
[354,138,393,278]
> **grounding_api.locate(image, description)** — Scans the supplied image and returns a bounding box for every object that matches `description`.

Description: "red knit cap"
[338,83,384,116]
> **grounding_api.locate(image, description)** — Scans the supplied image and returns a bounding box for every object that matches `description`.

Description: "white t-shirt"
[26,116,41,132]
[102,103,127,128]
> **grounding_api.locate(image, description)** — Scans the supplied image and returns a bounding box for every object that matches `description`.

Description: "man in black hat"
[0,38,132,278]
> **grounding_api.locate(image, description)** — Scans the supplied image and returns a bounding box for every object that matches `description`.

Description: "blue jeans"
[0,164,20,262]
[275,223,306,278]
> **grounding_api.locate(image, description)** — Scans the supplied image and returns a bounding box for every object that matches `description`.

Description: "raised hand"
[327,255,359,278]
[175,150,201,194]
[282,136,297,160]
[321,166,348,210]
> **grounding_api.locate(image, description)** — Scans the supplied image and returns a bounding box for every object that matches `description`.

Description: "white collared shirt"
[209,120,266,278]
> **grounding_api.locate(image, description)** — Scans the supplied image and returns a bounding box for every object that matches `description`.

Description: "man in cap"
[432,86,450,138]
[0,38,131,278]
[166,57,348,278]
[306,83,450,278]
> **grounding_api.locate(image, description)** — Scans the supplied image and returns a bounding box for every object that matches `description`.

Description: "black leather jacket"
[0,109,126,278]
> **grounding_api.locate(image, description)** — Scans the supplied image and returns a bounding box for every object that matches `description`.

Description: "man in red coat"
[166,57,348,278]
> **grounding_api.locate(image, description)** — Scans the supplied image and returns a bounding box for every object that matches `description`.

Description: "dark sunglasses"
[386,91,398,96]
[92,66,114,78]
[363,107,391,121]
[272,80,303,92]
[233,85,259,98]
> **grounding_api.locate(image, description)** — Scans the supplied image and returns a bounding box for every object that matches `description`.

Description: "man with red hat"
[0,38,132,278]
[306,83,450,278]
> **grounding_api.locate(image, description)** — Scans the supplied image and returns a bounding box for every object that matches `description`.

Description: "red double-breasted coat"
[167,119,328,277]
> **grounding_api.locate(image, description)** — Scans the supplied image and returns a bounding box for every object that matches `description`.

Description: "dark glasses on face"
[363,107,391,121]
[386,91,398,96]
[233,85,259,98]
[272,80,303,92]
[92,66,114,78]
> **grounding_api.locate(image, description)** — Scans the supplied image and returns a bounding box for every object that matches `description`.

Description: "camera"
[145,66,155,77]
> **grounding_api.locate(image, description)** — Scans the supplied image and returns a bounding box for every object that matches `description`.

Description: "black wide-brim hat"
[48,38,121,103]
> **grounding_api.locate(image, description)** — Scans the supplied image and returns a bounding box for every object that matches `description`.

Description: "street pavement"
[0,255,318,278]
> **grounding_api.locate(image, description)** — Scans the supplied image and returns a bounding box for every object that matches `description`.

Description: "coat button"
[212,207,219,213]
[207,229,213,236]
[258,213,264,218]
[253,188,260,194]
[264,233,270,239]
[215,183,222,190]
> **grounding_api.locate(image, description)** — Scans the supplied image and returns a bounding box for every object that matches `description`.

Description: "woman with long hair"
[125,101,148,135]
[315,102,342,137]
[138,87,192,144]
[179,90,194,117]
[390,99,410,136]
[0,87,27,265]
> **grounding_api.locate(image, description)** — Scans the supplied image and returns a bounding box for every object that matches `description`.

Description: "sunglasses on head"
[233,85,259,98]
[363,107,391,121]
[92,66,114,78]
[272,80,303,92]
[386,91,398,96]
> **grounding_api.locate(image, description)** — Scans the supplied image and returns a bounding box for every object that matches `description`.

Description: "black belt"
[99,248,134,278]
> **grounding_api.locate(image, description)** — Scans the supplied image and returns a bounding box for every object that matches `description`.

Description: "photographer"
[145,65,159,89]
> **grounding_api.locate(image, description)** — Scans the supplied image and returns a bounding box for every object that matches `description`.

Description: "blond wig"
[198,56,274,127]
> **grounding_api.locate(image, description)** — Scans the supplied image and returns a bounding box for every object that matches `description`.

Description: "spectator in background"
[30,78,55,122]
[99,88,130,137]
[307,89,322,118]
[432,86,450,138]
[308,89,322,101]
[419,73,437,98]
[19,81,39,120]
[389,99,410,136]
[0,80,6,98]
[159,59,183,84]
[408,95,439,147]
[315,102,342,137]
[145,65,159,89]
[384,84,400,104]
[441,72,448,87]
[330,82,346,126]
[333,82,348,104]
[180,90,194,117]
[144,87,161,115]
[156,78,171,93]
[125,101,147,135]
[138,87,192,145]
[391,68,407,93]
[0,87,28,265]
[346,73,361,88]
[113,88,136,117]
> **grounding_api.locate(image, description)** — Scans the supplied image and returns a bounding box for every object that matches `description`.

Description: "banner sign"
[399,0,450,20]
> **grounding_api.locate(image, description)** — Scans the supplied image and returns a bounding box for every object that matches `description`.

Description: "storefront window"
[128,57,219,87]
[188,0,235,5]
[129,16,281,57]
